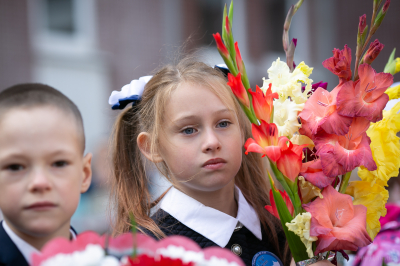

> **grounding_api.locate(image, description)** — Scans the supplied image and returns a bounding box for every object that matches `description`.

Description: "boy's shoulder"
[0,221,29,266]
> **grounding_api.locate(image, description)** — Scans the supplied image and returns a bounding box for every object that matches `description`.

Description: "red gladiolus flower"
[337,64,393,122]
[303,185,372,255]
[235,42,244,74]
[265,189,294,220]
[314,117,376,177]
[298,87,352,136]
[300,159,336,189]
[248,84,278,123]
[363,39,384,65]
[245,121,307,181]
[227,72,250,108]
[322,45,352,85]
[125,255,194,266]
[213,32,230,59]
[244,121,281,161]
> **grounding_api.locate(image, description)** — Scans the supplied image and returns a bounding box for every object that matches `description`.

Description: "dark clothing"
[0,221,78,266]
[141,209,291,266]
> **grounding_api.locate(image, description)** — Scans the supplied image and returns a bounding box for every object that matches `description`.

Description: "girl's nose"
[202,129,221,152]
[28,169,52,193]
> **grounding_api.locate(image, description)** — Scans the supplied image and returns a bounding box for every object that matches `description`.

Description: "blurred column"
[0,0,32,90]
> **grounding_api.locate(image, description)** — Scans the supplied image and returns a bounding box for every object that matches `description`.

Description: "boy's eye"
[52,161,68,167]
[182,127,196,135]
[6,164,24,171]
[218,121,231,128]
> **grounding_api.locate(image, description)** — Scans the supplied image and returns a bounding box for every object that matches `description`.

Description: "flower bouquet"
[31,231,245,266]
[214,0,400,265]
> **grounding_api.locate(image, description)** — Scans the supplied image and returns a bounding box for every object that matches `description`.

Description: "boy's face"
[0,106,91,238]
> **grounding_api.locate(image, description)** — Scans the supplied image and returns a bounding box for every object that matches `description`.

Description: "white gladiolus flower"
[262,58,313,104]
[273,99,304,138]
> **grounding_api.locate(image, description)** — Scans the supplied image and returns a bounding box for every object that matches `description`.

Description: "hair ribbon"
[108,76,153,110]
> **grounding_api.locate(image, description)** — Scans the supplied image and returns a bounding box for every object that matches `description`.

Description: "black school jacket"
[140,209,291,266]
[0,221,77,266]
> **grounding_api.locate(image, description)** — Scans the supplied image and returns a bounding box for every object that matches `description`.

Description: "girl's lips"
[25,202,57,211]
[202,158,227,170]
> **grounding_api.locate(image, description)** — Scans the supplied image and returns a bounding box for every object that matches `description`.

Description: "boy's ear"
[80,153,92,193]
[137,132,163,163]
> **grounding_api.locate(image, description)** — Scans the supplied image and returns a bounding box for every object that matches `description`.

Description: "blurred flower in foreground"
[286,212,317,258]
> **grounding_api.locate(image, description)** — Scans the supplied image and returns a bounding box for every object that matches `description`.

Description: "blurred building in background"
[0,0,399,233]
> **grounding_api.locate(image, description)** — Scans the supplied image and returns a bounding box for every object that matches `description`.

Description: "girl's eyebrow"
[172,109,234,124]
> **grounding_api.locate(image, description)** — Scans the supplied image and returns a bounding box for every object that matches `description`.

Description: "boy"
[0,84,92,266]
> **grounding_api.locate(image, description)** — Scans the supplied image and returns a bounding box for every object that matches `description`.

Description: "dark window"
[45,0,75,34]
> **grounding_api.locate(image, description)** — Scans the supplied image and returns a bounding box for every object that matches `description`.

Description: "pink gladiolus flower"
[245,120,307,181]
[337,64,393,122]
[298,87,352,136]
[322,45,352,85]
[314,117,377,177]
[248,84,278,123]
[359,14,367,35]
[265,189,294,220]
[300,159,336,189]
[303,185,372,255]
[213,33,230,59]
[227,72,250,108]
[363,39,384,65]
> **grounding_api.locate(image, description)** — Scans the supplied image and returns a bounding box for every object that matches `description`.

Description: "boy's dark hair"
[0,83,85,151]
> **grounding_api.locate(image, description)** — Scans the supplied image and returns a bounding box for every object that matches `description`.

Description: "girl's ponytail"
[110,105,164,238]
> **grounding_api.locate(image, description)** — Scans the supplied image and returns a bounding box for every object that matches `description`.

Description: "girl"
[110,59,332,266]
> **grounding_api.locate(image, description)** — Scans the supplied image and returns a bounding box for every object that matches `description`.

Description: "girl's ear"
[137,132,163,163]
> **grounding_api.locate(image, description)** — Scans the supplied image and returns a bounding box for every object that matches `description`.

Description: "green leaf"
[268,172,309,262]
[384,48,396,74]
[130,213,137,258]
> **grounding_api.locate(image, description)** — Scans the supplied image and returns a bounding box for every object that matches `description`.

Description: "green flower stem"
[241,103,258,124]
[339,171,352,194]
[269,160,302,215]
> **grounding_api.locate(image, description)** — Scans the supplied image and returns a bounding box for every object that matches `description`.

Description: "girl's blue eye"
[218,121,230,128]
[183,128,195,135]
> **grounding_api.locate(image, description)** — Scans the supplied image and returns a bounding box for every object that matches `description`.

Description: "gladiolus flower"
[262,58,313,104]
[265,189,294,220]
[314,117,376,177]
[297,176,323,204]
[346,181,389,240]
[213,33,230,60]
[298,87,353,136]
[385,83,400,100]
[337,64,393,122]
[322,45,352,85]
[245,121,307,181]
[244,121,281,161]
[358,14,367,35]
[235,42,245,74]
[227,73,250,108]
[273,98,304,138]
[358,101,400,186]
[248,84,278,123]
[303,185,372,254]
[363,39,384,65]
[301,81,328,94]
[300,159,336,189]
[286,212,317,258]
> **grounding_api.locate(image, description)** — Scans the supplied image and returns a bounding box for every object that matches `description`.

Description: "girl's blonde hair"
[110,58,288,261]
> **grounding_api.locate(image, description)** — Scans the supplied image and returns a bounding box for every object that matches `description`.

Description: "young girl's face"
[159,82,243,193]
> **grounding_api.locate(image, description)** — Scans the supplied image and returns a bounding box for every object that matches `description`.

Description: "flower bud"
[213,33,230,60]
[363,39,384,65]
[358,14,367,35]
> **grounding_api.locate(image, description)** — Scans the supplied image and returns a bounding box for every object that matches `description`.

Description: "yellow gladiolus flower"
[385,84,400,100]
[286,212,317,258]
[298,176,323,204]
[395,57,400,74]
[346,181,389,240]
[296,61,314,77]
[358,101,400,186]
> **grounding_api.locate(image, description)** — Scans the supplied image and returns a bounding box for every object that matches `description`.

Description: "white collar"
[2,220,76,264]
[159,186,262,247]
